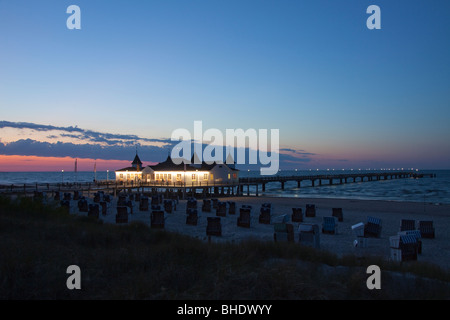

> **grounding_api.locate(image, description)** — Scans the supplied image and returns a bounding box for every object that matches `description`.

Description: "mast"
[94,160,97,182]
[74,158,78,184]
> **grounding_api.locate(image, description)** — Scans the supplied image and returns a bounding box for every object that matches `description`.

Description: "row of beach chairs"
[351,216,383,246]
[400,219,435,238]
[191,201,344,233]
[351,217,435,239]
[390,219,435,262]
[292,206,343,222]
[274,223,320,248]
[201,199,237,215]
[291,204,317,220]
[54,190,113,203]
[350,216,435,262]
[204,218,322,249]
[115,205,167,227]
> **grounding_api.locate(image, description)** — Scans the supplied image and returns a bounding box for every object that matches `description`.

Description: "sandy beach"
[65,195,450,270]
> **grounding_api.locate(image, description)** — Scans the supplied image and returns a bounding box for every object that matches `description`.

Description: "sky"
[0,0,449,172]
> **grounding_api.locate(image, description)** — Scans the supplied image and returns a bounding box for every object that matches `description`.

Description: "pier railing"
[0,171,435,196]
[0,180,240,195]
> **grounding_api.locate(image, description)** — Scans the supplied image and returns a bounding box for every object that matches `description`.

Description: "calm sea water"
[0,170,449,204]
[246,169,450,204]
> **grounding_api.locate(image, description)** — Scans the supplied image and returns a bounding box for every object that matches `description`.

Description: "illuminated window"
[228,174,231,179]
[168,174,172,180]
[192,174,196,180]
[204,174,208,180]
[176,174,182,181]
[120,174,123,178]
[233,173,237,179]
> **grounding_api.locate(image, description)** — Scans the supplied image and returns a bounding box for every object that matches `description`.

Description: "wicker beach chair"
[206,217,222,236]
[227,201,236,215]
[352,222,367,248]
[398,230,422,254]
[273,223,294,242]
[418,220,435,239]
[399,234,418,261]
[305,204,316,217]
[186,209,198,226]
[164,199,174,213]
[88,204,99,219]
[322,216,338,234]
[216,201,227,217]
[116,206,129,224]
[139,197,149,212]
[400,219,416,232]
[151,211,165,229]
[364,216,382,238]
[93,193,101,203]
[78,198,88,212]
[237,208,251,228]
[202,199,212,212]
[298,223,320,248]
[259,207,272,224]
[291,208,303,222]
[187,198,197,210]
[332,208,344,222]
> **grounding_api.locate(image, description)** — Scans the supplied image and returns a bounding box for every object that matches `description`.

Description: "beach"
[64,194,450,271]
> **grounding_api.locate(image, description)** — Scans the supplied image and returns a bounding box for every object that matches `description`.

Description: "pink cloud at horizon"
[0,155,156,172]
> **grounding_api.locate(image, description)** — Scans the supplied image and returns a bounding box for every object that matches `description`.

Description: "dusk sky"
[1,0,449,171]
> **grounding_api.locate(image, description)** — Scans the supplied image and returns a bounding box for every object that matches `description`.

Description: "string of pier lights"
[298,168,419,172]
[246,168,419,173]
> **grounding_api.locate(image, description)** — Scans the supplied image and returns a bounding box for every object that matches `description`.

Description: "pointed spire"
[132,149,143,171]
[226,152,235,169]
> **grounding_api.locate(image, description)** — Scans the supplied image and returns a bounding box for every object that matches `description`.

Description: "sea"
[0,169,449,204]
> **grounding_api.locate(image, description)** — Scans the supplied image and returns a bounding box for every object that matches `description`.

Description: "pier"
[239,171,435,193]
[0,171,435,198]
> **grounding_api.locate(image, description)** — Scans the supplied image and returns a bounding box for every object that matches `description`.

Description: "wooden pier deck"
[0,171,435,198]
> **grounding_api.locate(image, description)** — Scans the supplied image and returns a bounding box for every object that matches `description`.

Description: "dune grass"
[0,195,449,299]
